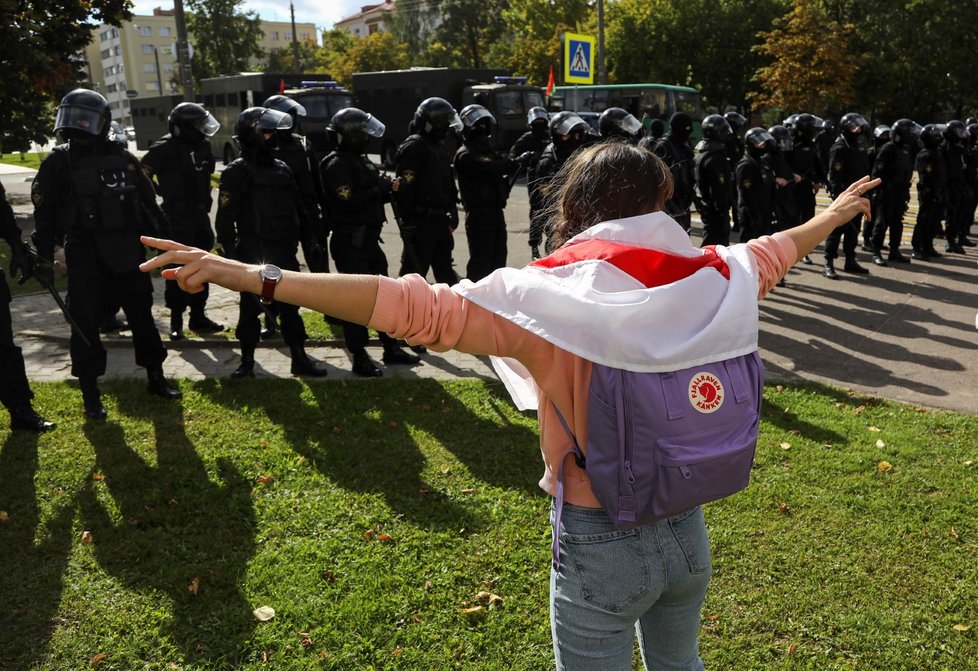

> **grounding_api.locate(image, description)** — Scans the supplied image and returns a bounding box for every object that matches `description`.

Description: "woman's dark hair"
[543,142,674,249]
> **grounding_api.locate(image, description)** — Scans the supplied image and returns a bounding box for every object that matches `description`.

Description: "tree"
[185,0,264,84]
[265,40,319,73]
[0,0,131,151]
[333,32,410,86]
[751,0,858,117]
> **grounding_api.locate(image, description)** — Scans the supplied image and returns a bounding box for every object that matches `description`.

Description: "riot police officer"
[694,114,734,246]
[455,104,528,281]
[510,107,549,258]
[817,118,836,181]
[319,108,421,377]
[724,112,748,233]
[871,118,919,264]
[942,120,969,254]
[641,112,695,233]
[533,111,590,254]
[766,124,799,234]
[911,124,947,260]
[141,102,224,340]
[392,97,463,283]
[1,179,55,431]
[215,106,328,379]
[597,107,643,143]
[735,127,776,243]
[864,125,891,249]
[788,113,824,227]
[824,112,871,278]
[31,89,181,420]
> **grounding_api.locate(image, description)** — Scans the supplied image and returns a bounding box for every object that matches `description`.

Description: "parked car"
[124,126,136,141]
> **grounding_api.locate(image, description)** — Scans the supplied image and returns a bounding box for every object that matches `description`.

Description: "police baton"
[385,175,424,274]
[25,247,93,348]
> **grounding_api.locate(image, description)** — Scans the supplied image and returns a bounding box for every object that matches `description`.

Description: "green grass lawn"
[1,380,975,670]
[0,151,46,171]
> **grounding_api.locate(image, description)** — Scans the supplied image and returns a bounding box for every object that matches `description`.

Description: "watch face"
[261,264,283,281]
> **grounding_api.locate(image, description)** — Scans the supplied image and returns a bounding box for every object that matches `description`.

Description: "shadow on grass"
[0,431,74,670]
[76,390,257,666]
[195,376,540,531]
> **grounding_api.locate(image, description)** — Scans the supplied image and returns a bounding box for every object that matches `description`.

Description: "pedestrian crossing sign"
[564,33,595,85]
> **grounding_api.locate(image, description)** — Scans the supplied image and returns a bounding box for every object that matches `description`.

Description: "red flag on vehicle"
[546,66,555,96]
[279,78,286,94]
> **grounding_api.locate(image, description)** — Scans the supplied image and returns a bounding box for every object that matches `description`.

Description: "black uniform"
[272,132,329,271]
[912,148,947,256]
[320,147,404,354]
[942,140,967,248]
[393,133,460,283]
[31,141,170,382]
[693,139,732,246]
[645,132,695,232]
[825,134,869,263]
[764,148,797,232]
[789,138,821,227]
[455,137,517,281]
[216,154,319,355]
[141,133,216,319]
[735,153,775,242]
[864,140,886,246]
[1,181,37,417]
[725,133,746,232]
[871,141,914,257]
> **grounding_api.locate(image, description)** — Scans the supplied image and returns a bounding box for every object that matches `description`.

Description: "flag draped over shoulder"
[452,212,761,409]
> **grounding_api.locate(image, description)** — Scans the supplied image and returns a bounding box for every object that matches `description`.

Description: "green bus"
[549,83,704,139]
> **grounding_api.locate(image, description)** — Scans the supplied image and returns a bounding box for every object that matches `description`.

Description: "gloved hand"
[32,255,54,287]
[216,239,238,261]
[8,240,34,284]
[303,240,327,272]
[518,151,538,167]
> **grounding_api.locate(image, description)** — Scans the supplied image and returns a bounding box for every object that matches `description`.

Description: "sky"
[129,0,367,33]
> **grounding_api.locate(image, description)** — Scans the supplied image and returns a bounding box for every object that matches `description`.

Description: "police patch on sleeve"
[401,170,416,183]
[30,180,43,207]
[336,185,352,200]
[219,191,232,208]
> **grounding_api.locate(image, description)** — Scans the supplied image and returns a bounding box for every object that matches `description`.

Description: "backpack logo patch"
[689,372,724,413]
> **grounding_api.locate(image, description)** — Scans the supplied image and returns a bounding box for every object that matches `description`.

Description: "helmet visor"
[363,114,386,138]
[527,107,549,125]
[197,111,221,137]
[257,108,293,131]
[462,106,495,128]
[619,113,643,136]
[54,105,106,136]
[553,113,587,136]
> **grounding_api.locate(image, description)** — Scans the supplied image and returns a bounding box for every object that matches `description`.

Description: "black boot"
[188,311,224,333]
[9,405,56,432]
[260,315,278,340]
[147,367,182,399]
[823,260,838,279]
[231,345,256,379]
[100,315,129,334]
[80,377,107,421]
[843,258,870,274]
[290,344,328,377]
[169,312,184,341]
[383,347,422,365]
[352,350,383,377]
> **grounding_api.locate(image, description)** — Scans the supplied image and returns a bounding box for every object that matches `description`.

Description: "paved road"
[3,160,977,414]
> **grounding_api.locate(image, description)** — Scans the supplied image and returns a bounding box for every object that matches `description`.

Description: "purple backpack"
[551,351,764,566]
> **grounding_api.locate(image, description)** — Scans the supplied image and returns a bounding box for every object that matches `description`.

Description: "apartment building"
[334,2,395,37]
[84,7,317,125]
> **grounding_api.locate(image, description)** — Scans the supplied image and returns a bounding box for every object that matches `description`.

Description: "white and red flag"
[453,212,761,409]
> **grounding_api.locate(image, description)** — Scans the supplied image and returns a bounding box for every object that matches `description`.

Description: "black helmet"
[668,112,693,141]
[701,114,732,142]
[459,104,496,139]
[768,124,793,151]
[723,111,748,134]
[966,116,978,126]
[782,113,799,130]
[233,106,293,150]
[262,94,307,133]
[168,102,219,143]
[891,118,921,146]
[920,123,945,150]
[598,107,643,139]
[549,111,588,137]
[822,118,836,134]
[839,112,869,138]
[968,123,978,143]
[54,88,111,140]
[527,106,549,128]
[944,119,968,144]
[414,97,462,138]
[744,127,774,158]
[791,113,823,141]
[873,124,891,142]
[328,107,384,152]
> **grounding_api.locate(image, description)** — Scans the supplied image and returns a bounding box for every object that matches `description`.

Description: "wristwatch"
[258,264,282,305]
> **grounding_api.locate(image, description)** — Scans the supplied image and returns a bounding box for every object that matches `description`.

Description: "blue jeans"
[550,503,712,670]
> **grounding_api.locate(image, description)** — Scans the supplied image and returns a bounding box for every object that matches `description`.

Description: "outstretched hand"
[823,176,880,223]
[139,237,258,295]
